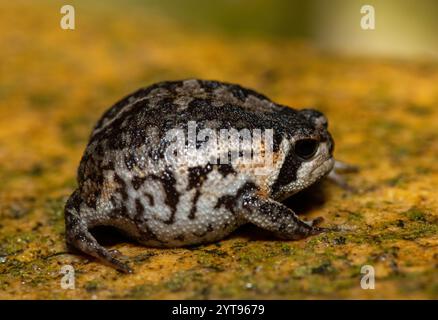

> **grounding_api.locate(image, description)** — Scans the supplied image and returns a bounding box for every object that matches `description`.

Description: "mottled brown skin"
[64,79,336,273]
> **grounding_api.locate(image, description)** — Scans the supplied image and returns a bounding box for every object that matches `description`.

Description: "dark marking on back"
[113,173,129,201]
[229,84,249,102]
[144,192,155,206]
[133,199,163,243]
[101,160,115,171]
[132,176,147,190]
[187,164,214,190]
[217,164,236,177]
[149,168,180,224]
[108,205,128,219]
[135,198,144,216]
[188,190,201,220]
[187,164,214,219]
[124,152,139,171]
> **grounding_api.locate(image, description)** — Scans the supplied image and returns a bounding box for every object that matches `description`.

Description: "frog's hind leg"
[64,190,133,273]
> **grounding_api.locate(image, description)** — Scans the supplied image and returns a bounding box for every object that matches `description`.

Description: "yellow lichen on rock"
[0,1,437,299]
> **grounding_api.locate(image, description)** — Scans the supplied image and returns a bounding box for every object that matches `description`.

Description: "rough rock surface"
[0,1,437,299]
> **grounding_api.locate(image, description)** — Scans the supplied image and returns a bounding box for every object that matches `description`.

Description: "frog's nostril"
[294,139,319,160]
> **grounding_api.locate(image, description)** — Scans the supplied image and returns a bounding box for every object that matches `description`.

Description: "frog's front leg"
[240,195,326,240]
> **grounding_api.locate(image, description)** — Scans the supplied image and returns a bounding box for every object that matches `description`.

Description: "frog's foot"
[327,160,359,191]
[334,160,359,173]
[242,195,333,240]
[108,249,123,257]
[64,191,133,274]
[304,217,339,234]
[301,216,335,234]
[304,216,324,227]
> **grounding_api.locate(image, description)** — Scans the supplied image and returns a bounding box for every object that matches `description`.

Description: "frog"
[64,79,354,273]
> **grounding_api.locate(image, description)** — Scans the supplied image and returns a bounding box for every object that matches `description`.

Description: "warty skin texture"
[65,79,337,273]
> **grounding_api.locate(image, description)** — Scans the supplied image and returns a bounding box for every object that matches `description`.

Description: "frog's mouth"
[273,157,333,203]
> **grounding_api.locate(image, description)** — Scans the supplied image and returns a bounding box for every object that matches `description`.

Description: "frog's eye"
[294,139,319,160]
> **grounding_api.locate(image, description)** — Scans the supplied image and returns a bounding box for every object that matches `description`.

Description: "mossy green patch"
[0,0,437,299]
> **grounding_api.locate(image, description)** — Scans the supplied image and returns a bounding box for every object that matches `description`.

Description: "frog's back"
[92,79,281,135]
[86,80,309,155]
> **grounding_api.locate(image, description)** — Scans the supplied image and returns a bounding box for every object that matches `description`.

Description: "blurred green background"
[1,0,437,299]
[120,0,437,57]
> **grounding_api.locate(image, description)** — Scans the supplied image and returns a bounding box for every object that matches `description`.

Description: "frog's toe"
[327,170,357,192]
[302,216,324,227]
[107,249,121,256]
[309,225,338,235]
[310,216,324,227]
[334,160,359,173]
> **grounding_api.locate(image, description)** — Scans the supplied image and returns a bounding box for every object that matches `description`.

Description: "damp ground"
[0,1,437,299]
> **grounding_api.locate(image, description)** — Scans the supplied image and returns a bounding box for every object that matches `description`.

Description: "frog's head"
[270,108,335,201]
